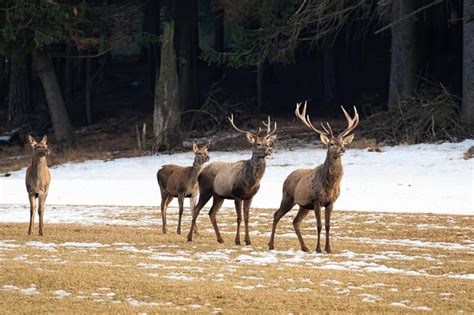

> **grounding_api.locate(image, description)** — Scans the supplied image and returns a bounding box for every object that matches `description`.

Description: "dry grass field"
[0,206,473,313]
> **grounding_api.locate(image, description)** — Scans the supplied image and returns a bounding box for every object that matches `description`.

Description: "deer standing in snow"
[25,135,51,236]
[268,102,359,253]
[187,115,277,245]
[157,141,210,234]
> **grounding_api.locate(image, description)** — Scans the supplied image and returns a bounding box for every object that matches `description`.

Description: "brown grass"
[0,206,473,314]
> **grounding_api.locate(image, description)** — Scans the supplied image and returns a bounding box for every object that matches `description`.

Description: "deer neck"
[319,153,343,191]
[243,154,266,187]
[191,160,205,184]
[31,155,48,179]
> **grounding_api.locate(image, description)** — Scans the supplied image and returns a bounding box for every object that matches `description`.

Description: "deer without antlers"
[25,135,51,236]
[187,115,277,245]
[157,141,210,234]
[268,102,359,253]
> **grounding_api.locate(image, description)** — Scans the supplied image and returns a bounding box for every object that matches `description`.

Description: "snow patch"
[52,290,72,298]
[1,140,473,215]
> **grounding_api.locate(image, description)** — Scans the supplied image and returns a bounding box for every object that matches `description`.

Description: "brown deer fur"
[268,102,359,253]
[157,141,209,234]
[25,135,51,236]
[187,116,277,245]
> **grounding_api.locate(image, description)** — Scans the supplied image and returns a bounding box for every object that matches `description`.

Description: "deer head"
[228,114,277,159]
[192,140,210,165]
[27,135,51,157]
[295,101,359,159]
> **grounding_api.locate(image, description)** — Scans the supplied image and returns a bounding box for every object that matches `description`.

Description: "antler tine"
[320,122,334,137]
[339,106,359,138]
[266,121,277,139]
[228,114,254,136]
[295,101,328,135]
[262,116,277,138]
[261,116,270,134]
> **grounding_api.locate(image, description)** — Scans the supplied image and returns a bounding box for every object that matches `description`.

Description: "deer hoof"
[268,243,274,250]
[235,239,241,246]
[325,248,332,254]
[217,237,224,244]
[301,246,309,252]
[177,229,181,235]
[245,240,251,246]
[39,231,43,236]
[27,230,32,236]
[187,234,193,242]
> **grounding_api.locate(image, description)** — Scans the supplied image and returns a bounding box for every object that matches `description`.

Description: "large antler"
[262,116,277,139]
[338,106,359,138]
[295,101,331,136]
[229,114,277,140]
[228,114,255,137]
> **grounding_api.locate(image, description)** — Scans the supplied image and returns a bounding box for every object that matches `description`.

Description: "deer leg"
[208,196,225,243]
[28,195,36,235]
[268,196,294,250]
[243,198,252,245]
[324,204,333,254]
[234,199,242,245]
[315,204,322,253]
[38,193,47,236]
[177,193,185,234]
[187,191,212,242]
[189,194,199,236]
[161,195,173,234]
[293,207,310,252]
[160,194,171,234]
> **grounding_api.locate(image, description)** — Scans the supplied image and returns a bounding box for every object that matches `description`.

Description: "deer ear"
[40,135,47,144]
[203,141,210,150]
[342,133,355,145]
[320,134,330,145]
[27,135,36,146]
[267,135,277,145]
[245,133,256,144]
[192,140,198,152]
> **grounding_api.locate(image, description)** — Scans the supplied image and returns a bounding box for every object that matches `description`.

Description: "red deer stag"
[157,141,210,234]
[25,135,51,236]
[187,115,277,245]
[268,102,359,253]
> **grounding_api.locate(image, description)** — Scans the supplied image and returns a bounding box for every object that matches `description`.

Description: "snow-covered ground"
[0,140,473,215]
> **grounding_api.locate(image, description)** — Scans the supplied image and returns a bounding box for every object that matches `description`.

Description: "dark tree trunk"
[33,50,74,148]
[175,0,199,110]
[63,44,73,106]
[211,0,224,81]
[388,0,417,109]
[214,1,224,52]
[8,48,31,125]
[153,21,181,150]
[143,0,161,94]
[463,0,474,123]
[322,41,336,105]
[257,61,265,113]
[0,56,7,108]
[85,54,93,125]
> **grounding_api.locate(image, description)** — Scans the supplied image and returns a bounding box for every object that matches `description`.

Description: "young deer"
[157,141,210,234]
[187,115,277,245]
[25,135,51,236]
[268,102,359,253]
